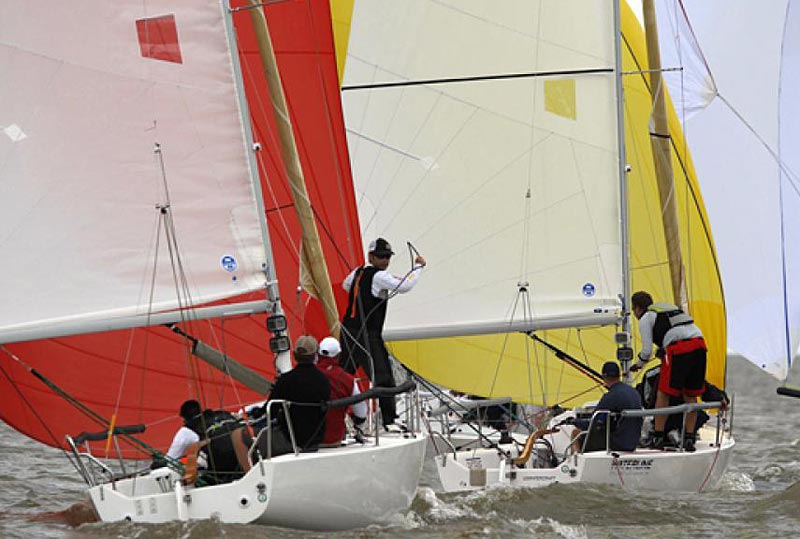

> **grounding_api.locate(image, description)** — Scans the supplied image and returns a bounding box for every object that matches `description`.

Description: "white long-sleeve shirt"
[638,311,703,361]
[342,263,424,298]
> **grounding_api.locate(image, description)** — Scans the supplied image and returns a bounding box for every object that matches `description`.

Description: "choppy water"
[1,356,798,539]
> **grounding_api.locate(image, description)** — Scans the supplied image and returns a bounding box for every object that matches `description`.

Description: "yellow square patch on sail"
[544,79,576,120]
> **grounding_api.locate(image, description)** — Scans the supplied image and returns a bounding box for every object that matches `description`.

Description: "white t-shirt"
[166,426,200,459]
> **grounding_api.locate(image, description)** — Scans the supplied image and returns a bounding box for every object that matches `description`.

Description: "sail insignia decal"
[220,255,238,272]
[582,283,596,297]
[136,14,183,64]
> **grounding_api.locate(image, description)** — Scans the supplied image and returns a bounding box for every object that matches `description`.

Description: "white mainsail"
[655,0,800,382]
[343,0,624,340]
[0,3,269,340]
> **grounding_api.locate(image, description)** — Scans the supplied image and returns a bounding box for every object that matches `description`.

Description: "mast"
[643,0,686,307]
[614,0,633,373]
[246,0,341,339]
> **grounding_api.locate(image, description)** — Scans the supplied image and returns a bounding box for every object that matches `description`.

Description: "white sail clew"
[655,0,800,382]
[343,0,624,340]
[0,3,269,340]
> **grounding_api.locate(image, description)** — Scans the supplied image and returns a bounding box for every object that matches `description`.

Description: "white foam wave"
[415,486,472,521]
[718,471,756,492]
[513,517,588,539]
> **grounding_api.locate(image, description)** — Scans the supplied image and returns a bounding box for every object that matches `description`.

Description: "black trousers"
[341,321,397,425]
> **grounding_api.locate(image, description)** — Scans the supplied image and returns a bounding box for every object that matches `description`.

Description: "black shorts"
[660,338,707,397]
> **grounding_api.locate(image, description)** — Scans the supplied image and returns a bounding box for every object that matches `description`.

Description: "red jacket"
[317,357,356,445]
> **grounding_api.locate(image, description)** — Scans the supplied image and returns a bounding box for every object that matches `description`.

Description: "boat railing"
[64,423,147,486]
[426,396,516,442]
[248,399,299,464]
[580,401,728,454]
[428,430,458,460]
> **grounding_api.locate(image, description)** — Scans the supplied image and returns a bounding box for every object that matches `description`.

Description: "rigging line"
[341,68,614,92]
[777,0,795,371]
[716,93,800,198]
[238,43,302,265]
[0,346,155,456]
[568,137,614,293]
[0,360,68,449]
[213,318,249,414]
[305,203,355,270]
[525,288,548,407]
[622,29,725,292]
[343,257,424,368]
[0,358,93,483]
[622,96,670,296]
[160,206,204,403]
[527,333,604,384]
[550,381,605,409]
[301,0,361,268]
[486,291,524,398]
[380,107,480,234]
[671,0,695,311]
[551,329,568,405]
[358,78,440,233]
[253,149,302,263]
[417,133,555,246]
[411,374,517,455]
[110,152,170,429]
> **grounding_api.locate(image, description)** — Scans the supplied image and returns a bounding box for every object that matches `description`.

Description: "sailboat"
[0,0,425,530]
[340,0,733,491]
[653,0,800,397]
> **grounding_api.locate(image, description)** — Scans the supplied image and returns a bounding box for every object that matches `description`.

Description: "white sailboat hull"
[88,434,426,530]
[435,426,733,492]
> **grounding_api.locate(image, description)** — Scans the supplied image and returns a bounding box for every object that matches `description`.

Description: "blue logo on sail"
[221,255,238,272]
[582,283,596,297]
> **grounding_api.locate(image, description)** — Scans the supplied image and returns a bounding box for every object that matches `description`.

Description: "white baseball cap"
[319,337,341,357]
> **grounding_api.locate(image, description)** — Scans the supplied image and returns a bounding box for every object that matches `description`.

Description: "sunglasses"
[373,253,392,260]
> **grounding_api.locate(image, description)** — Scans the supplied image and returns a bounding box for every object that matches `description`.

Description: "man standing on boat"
[630,290,707,451]
[340,238,425,430]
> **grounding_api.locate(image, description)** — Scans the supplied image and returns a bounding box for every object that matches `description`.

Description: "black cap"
[601,361,621,378]
[179,399,201,421]
[368,238,394,256]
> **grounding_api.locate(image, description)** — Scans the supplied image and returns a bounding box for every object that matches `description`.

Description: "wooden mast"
[247,1,341,338]
[643,0,686,307]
